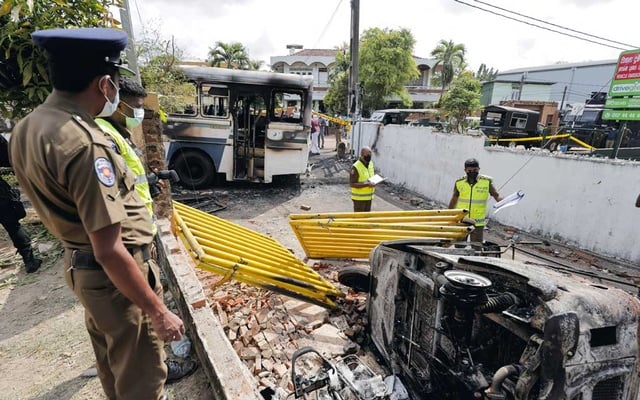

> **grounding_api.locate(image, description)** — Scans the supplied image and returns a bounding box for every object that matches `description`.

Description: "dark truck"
[479,105,542,147]
[555,105,640,153]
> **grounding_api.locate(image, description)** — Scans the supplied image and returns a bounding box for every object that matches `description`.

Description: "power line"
[313,0,345,48]
[131,0,144,27]
[470,0,640,49]
[453,0,629,51]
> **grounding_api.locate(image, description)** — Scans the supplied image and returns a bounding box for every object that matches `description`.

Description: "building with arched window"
[270,47,442,111]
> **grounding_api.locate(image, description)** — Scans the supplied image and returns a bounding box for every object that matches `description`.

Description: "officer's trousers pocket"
[64,268,75,291]
[147,259,162,296]
[63,250,75,291]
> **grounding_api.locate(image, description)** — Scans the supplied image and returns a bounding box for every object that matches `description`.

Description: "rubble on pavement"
[196,260,371,395]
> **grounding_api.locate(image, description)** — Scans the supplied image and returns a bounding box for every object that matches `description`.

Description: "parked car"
[370,109,440,126]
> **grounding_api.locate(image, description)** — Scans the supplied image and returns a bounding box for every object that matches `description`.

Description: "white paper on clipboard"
[368,174,386,185]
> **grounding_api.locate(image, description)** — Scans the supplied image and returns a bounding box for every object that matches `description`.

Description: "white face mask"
[125,107,145,128]
[96,77,120,118]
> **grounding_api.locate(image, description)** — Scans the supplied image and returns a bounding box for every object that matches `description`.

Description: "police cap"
[464,158,479,168]
[32,28,134,77]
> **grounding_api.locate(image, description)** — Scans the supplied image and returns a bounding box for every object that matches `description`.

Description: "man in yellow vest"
[94,77,198,384]
[94,77,155,231]
[448,158,503,243]
[350,146,377,212]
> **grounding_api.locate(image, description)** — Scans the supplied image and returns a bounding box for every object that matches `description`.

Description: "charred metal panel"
[367,240,640,400]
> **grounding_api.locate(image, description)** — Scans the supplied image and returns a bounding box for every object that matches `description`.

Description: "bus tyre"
[173,150,215,189]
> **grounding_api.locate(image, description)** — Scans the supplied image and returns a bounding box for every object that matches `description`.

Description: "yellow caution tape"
[312,111,351,131]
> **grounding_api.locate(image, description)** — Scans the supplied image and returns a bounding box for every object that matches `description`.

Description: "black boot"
[165,359,198,384]
[19,248,42,273]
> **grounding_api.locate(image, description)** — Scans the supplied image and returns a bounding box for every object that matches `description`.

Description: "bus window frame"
[166,80,198,117]
[200,83,230,119]
[270,89,305,123]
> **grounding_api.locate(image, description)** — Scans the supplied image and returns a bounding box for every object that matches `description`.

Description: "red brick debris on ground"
[196,260,370,397]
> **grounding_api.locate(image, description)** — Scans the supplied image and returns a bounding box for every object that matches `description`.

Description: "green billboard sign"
[608,49,640,97]
[602,109,640,121]
[604,98,640,108]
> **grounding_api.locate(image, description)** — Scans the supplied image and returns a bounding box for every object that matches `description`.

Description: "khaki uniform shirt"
[9,91,153,251]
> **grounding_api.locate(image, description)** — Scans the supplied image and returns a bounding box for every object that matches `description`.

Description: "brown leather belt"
[70,244,151,270]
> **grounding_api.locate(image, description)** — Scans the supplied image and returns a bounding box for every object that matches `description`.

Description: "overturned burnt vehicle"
[365,240,640,400]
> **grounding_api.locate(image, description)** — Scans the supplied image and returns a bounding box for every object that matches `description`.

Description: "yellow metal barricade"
[289,209,473,259]
[172,201,344,308]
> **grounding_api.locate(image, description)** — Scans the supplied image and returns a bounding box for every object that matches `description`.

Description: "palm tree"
[430,39,466,98]
[245,59,264,71]
[208,41,249,69]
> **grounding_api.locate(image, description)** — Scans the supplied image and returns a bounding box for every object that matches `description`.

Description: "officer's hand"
[151,309,185,342]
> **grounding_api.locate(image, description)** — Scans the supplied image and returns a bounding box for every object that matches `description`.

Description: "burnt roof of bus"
[179,66,314,90]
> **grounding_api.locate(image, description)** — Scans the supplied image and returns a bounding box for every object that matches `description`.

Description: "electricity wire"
[131,0,144,27]
[453,0,629,51]
[470,0,640,49]
[313,0,345,49]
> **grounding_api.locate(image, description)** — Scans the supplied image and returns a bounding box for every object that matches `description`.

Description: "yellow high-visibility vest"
[455,175,491,226]
[351,159,375,201]
[95,118,156,235]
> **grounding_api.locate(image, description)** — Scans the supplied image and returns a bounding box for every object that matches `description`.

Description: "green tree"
[430,39,466,98]
[475,63,498,81]
[324,45,349,115]
[135,25,192,115]
[0,0,121,119]
[359,27,419,114]
[245,59,264,71]
[208,41,249,69]
[439,72,481,133]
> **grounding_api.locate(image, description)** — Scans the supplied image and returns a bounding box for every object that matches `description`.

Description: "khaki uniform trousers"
[64,249,167,400]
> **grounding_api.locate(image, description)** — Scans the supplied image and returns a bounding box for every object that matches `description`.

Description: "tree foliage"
[208,41,249,69]
[359,27,419,114]
[323,45,349,115]
[439,72,481,133]
[0,0,121,119]
[136,24,191,114]
[474,63,498,81]
[430,39,466,97]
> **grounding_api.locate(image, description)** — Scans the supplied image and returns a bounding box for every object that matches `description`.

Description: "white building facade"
[270,49,442,111]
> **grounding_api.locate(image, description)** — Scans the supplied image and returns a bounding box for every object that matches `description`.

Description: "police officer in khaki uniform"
[9,28,183,400]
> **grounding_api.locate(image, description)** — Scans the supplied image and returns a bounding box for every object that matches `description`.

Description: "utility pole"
[349,0,360,152]
[559,85,568,111]
[517,72,526,101]
[119,0,141,83]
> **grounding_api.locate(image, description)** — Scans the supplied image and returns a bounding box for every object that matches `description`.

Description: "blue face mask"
[97,77,119,118]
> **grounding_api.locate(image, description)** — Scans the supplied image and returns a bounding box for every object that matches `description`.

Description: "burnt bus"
[366,239,640,400]
[480,105,541,147]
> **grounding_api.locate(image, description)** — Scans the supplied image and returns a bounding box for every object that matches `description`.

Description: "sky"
[127,0,637,73]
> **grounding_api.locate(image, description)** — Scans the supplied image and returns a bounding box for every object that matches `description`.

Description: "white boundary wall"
[352,122,640,263]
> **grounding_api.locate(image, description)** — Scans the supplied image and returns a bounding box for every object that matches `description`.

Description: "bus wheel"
[173,150,215,189]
